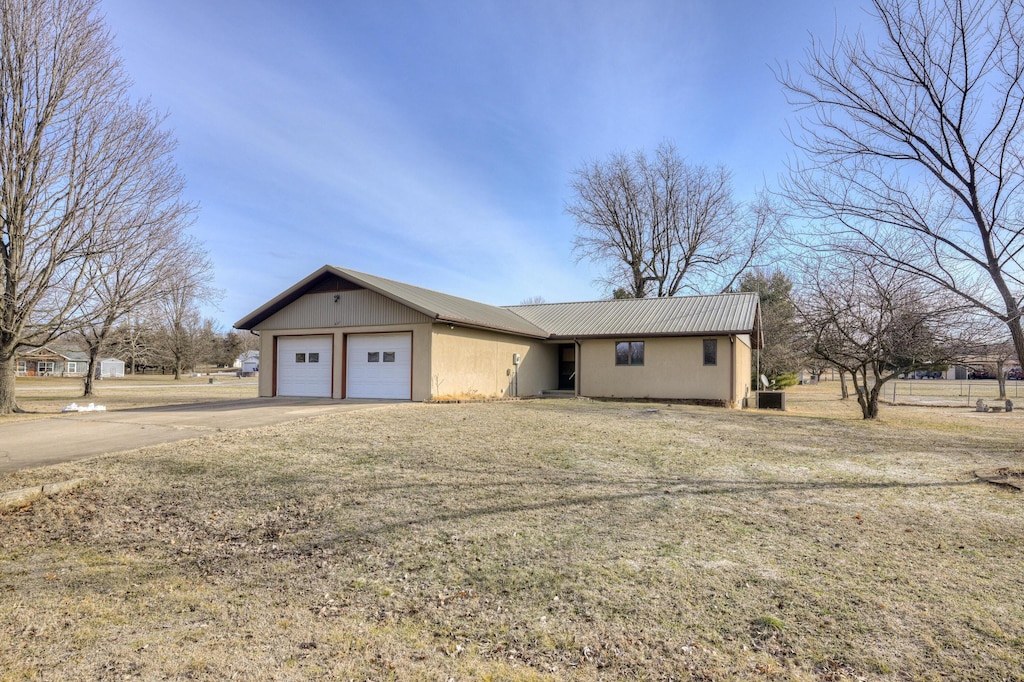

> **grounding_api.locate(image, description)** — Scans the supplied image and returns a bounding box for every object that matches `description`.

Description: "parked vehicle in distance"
[1008,368,1023,380]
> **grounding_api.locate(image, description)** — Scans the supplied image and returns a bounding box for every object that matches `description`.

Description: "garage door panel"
[277,336,333,397]
[346,333,411,399]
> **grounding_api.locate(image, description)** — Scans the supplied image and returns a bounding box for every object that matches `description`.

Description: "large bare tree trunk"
[1005,318,1024,399]
[0,356,20,414]
[83,344,100,397]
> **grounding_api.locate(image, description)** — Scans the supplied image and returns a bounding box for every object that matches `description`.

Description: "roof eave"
[545,329,758,340]
[437,317,550,340]
[234,265,337,330]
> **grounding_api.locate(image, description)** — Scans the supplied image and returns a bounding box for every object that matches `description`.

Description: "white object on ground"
[61,402,107,413]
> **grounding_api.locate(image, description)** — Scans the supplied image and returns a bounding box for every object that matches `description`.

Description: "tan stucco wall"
[255,323,434,400]
[578,335,749,405]
[430,326,557,398]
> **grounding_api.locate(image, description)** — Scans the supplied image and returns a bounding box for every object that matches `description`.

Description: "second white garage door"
[346,333,412,399]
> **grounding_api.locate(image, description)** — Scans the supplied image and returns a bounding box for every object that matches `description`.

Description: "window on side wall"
[703,339,718,366]
[615,341,644,366]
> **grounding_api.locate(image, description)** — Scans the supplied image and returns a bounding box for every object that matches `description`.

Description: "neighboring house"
[234,266,762,407]
[14,346,90,377]
[234,350,260,372]
[98,358,126,379]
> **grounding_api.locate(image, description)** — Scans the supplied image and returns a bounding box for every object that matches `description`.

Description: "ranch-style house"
[234,266,762,407]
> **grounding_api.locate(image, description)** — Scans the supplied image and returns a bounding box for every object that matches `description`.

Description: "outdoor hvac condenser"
[756,391,786,410]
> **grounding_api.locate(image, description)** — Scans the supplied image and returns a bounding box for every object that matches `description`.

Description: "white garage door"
[346,333,412,399]
[277,336,333,397]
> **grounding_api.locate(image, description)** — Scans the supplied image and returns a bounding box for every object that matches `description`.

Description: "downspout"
[730,335,736,408]
[574,338,581,397]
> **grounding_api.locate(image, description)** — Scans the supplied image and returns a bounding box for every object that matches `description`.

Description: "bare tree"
[797,252,978,419]
[74,201,196,396]
[780,0,1024,376]
[0,0,193,413]
[108,312,156,375]
[152,249,218,380]
[568,142,776,297]
[967,332,1018,399]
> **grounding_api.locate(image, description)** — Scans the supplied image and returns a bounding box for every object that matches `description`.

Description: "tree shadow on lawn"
[316,474,986,544]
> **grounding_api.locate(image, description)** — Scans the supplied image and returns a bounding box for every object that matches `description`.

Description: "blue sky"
[99,0,869,328]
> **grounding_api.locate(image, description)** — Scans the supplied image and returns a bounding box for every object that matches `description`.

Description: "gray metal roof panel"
[505,292,760,338]
[330,267,551,338]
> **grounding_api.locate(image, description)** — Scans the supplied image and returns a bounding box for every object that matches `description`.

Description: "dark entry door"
[558,344,575,390]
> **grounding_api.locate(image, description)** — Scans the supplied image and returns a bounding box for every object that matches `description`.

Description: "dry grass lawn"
[2,384,1023,680]
[4,374,258,423]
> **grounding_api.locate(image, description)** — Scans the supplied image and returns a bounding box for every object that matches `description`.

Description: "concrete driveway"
[0,398,401,473]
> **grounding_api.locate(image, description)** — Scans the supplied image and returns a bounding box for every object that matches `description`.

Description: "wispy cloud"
[102,0,866,322]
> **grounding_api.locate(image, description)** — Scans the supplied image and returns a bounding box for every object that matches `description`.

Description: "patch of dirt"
[976,467,1024,491]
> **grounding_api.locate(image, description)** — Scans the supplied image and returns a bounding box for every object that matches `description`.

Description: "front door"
[558,343,575,391]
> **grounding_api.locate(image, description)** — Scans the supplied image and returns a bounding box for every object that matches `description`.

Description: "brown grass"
[3,374,258,423]
[1,384,1022,680]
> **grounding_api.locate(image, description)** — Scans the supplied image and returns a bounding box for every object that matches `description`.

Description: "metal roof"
[234,265,549,338]
[235,265,760,344]
[505,292,761,339]
[333,267,550,338]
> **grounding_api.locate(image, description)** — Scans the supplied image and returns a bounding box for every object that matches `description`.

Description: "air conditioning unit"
[756,391,786,410]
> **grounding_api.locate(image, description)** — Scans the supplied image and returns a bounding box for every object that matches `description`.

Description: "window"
[38,361,55,374]
[383,352,395,363]
[367,352,380,362]
[17,361,26,373]
[66,362,79,373]
[295,353,306,363]
[703,339,718,366]
[308,353,319,363]
[615,341,644,366]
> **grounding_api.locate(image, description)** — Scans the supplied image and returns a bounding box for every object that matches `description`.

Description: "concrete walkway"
[0,398,402,473]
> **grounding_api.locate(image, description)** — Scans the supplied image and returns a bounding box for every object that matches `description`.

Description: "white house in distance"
[234,266,762,407]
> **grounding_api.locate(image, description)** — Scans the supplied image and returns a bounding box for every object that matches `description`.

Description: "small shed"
[99,358,125,378]
[241,351,259,373]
